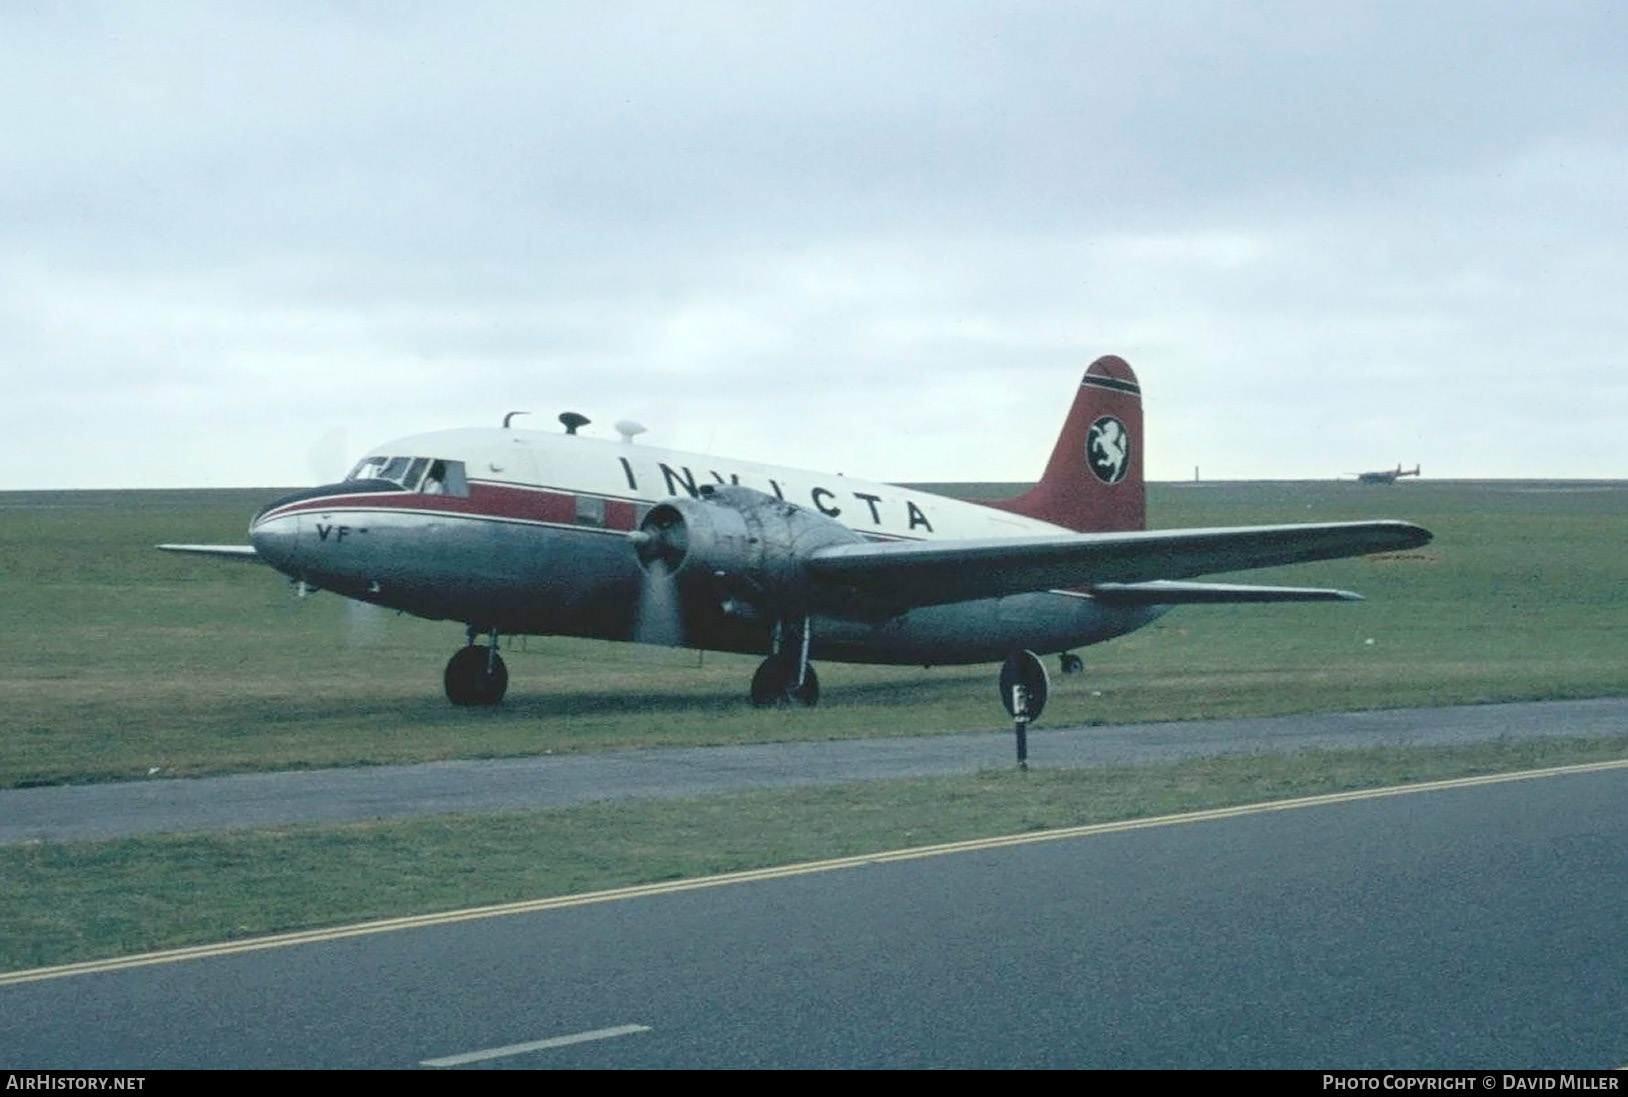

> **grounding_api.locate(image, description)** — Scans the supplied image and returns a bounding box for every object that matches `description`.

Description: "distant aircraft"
[1355,464,1421,485]
[162,356,1430,723]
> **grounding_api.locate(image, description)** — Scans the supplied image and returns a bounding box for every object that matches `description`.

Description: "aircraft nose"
[249,517,297,573]
[249,504,303,575]
[251,484,356,574]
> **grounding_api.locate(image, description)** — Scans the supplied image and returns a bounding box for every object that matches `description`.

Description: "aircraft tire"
[792,663,820,707]
[749,658,820,708]
[444,645,509,706]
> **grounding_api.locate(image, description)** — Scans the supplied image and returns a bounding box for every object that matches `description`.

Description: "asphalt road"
[4,761,1626,1068]
[6,697,1628,844]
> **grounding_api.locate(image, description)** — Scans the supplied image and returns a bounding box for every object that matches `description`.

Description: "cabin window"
[575,494,606,527]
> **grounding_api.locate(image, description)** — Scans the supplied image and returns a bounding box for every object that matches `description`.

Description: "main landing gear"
[435,622,1061,766]
[445,628,508,706]
[750,615,820,707]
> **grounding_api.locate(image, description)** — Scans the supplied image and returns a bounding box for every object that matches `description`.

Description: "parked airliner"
[162,356,1431,720]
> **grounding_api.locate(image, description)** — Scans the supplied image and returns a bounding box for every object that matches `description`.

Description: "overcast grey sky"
[4,1,1625,488]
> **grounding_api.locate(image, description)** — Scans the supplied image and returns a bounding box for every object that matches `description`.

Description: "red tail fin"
[985,355,1146,532]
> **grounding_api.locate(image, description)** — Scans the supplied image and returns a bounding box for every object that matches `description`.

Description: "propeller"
[305,426,352,484]
[629,506,688,572]
[627,505,691,647]
[282,567,390,649]
[632,558,685,648]
[283,578,388,647]
[344,595,388,647]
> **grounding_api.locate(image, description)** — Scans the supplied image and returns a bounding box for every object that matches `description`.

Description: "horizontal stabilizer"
[157,544,262,562]
[806,520,1430,611]
[1088,581,1362,605]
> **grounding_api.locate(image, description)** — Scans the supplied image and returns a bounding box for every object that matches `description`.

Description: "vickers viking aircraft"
[162,356,1431,721]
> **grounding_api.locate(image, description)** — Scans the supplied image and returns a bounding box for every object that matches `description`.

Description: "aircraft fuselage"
[248,427,1164,666]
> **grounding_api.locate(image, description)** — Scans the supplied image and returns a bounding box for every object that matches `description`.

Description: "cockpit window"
[421,459,468,496]
[345,456,469,497]
[347,456,391,482]
[401,457,430,490]
[377,456,415,485]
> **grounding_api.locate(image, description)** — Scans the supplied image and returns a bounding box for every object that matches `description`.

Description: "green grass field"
[4,479,1628,972]
[3,481,1628,787]
[3,480,1626,787]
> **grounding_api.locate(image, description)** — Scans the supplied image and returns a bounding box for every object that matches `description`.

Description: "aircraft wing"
[805,521,1430,610]
[1086,581,1362,604]
[157,544,263,562]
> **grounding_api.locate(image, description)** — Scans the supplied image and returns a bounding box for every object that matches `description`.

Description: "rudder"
[985,355,1145,532]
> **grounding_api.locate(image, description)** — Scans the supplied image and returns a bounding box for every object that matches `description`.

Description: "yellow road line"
[5,757,1626,988]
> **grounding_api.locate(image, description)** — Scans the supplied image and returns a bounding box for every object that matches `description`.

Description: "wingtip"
[1397,521,1434,547]
[157,544,262,561]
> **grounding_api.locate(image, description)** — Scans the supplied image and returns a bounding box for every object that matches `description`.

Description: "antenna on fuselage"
[559,412,590,435]
[615,420,647,444]
[503,411,529,429]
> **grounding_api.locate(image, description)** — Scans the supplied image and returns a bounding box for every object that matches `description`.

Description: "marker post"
[1011,684,1030,770]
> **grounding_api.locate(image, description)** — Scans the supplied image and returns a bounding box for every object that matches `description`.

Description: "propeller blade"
[633,561,685,647]
[344,596,387,647]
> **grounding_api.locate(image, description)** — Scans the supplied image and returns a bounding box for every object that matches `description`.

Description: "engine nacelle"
[631,485,864,614]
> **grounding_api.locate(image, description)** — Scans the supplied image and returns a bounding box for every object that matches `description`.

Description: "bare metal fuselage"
[247,429,1164,667]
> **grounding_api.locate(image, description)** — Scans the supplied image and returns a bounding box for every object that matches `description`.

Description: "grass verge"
[6,733,1626,974]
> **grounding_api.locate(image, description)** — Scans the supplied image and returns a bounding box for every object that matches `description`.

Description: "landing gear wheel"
[1059,652,1084,676]
[750,658,820,708]
[999,649,1050,723]
[444,645,509,706]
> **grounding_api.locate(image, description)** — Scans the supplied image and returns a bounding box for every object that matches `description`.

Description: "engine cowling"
[631,485,863,615]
